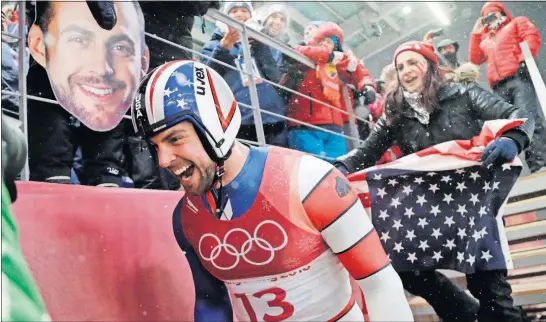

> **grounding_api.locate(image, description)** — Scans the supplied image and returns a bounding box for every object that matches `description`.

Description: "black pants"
[26,63,124,186]
[400,270,526,322]
[493,76,546,173]
[237,122,288,148]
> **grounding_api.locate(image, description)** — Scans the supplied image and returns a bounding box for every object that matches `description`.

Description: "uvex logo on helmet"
[195,67,206,96]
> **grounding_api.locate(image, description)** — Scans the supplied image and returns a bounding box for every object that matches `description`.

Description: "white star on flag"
[431,228,443,239]
[428,184,440,193]
[472,229,481,242]
[432,251,443,262]
[502,164,511,171]
[469,217,475,228]
[402,185,413,195]
[457,252,465,263]
[407,252,418,263]
[469,171,481,181]
[405,230,416,241]
[441,175,452,183]
[378,209,389,220]
[444,216,455,227]
[404,207,415,218]
[483,181,491,192]
[455,169,465,174]
[443,193,454,205]
[377,188,387,198]
[457,228,467,238]
[418,240,430,251]
[456,182,467,192]
[430,205,441,216]
[479,206,488,217]
[466,254,476,266]
[373,173,382,180]
[380,231,391,243]
[469,193,480,205]
[392,219,403,231]
[456,204,468,215]
[444,239,456,250]
[388,179,398,187]
[416,195,428,206]
[393,242,404,253]
[417,217,429,229]
[492,181,500,190]
[481,250,493,262]
[390,198,401,208]
[414,177,424,184]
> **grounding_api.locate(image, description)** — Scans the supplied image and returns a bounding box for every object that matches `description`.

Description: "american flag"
[349,119,524,274]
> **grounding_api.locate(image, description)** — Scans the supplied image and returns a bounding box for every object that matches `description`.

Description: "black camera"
[482,13,497,25]
[429,28,444,38]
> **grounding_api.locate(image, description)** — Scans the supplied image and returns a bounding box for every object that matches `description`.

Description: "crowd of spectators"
[1,0,545,191]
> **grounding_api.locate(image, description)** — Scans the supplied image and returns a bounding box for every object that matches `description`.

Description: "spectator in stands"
[200,1,287,147]
[259,3,290,62]
[469,1,546,173]
[334,40,534,322]
[1,3,29,115]
[302,21,325,45]
[287,22,374,159]
[26,1,148,186]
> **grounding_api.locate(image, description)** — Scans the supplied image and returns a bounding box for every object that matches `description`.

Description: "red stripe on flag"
[416,146,442,158]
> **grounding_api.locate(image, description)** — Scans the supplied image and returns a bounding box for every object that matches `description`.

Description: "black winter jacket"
[140,1,220,67]
[334,82,535,173]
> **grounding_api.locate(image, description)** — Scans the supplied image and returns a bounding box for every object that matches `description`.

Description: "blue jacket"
[200,29,286,125]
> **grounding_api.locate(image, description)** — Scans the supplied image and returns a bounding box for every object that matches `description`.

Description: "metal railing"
[1,3,378,182]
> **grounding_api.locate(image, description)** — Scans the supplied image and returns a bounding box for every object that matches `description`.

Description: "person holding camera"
[469,1,546,173]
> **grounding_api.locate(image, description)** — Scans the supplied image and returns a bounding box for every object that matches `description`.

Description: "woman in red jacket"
[287,22,375,160]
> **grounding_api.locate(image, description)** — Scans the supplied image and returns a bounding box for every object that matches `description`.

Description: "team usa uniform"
[131,60,413,322]
[173,147,412,321]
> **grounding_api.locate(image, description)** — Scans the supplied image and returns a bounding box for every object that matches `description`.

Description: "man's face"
[439,44,456,55]
[28,1,149,131]
[229,7,250,23]
[396,51,429,93]
[151,122,216,196]
[265,12,287,37]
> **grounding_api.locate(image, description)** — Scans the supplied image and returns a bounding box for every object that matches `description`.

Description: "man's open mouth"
[173,164,195,182]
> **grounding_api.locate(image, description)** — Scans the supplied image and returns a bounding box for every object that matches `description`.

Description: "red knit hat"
[393,41,439,65]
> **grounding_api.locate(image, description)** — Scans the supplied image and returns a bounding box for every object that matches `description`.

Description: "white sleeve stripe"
[298,155,335,202]
[321,200,375,254]
[301,168,333,204]
[357,264,414,321]
[334,229,371,255]
[356,261,390,280]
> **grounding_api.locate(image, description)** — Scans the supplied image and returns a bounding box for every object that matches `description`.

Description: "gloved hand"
[360,85,376,105]
[86,1,117,30]
[517,61,530,81]
[479,137,519,167]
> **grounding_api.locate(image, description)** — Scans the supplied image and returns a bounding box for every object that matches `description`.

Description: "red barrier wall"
[12,182,194,321]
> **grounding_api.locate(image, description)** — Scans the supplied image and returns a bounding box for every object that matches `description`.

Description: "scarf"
[489,16,508,30]
[403,90,430,125]
[316,63,342,106]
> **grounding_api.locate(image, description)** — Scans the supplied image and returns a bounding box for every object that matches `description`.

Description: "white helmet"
[131,60,241,162]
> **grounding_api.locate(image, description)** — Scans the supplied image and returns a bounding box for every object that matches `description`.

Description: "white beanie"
[260,4,289,26]
[223,1,254,17]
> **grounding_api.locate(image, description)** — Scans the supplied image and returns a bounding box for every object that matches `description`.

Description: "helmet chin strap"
[211,159,227,219]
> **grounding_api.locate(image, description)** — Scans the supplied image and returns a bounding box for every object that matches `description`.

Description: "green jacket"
[1,181,50,321]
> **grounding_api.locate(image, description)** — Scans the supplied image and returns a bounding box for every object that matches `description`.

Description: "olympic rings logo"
[198,220,288,270]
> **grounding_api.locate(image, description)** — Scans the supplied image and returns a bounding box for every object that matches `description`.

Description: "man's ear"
[28,24,47,68]
[141,46,150,78]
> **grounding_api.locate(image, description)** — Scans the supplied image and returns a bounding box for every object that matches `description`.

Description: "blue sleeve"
[200,40,235,76]
[253,43,282,84]
[172,199,233,322]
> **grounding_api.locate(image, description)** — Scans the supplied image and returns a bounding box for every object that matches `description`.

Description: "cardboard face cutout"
[28,1,149,131]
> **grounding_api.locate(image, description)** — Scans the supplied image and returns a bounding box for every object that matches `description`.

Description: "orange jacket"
[468,2,541,86]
